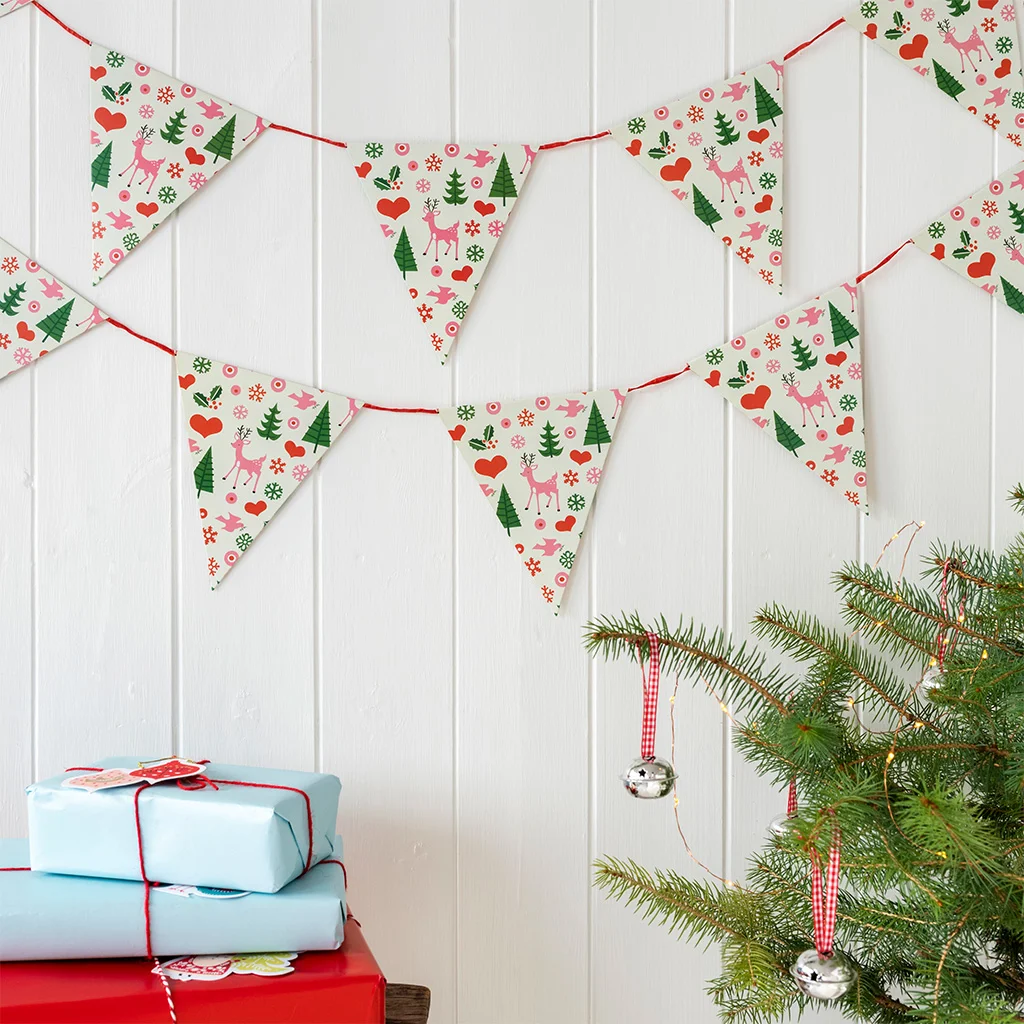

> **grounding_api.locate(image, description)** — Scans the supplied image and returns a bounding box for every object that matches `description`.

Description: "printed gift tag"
[63,769,141,791]
[62,757,207,791]
[154,883,252,899]
[155,952,298,981]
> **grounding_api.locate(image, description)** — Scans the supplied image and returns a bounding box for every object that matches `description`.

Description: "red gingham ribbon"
[787,777,798,818]
[636,632,660,761]
[809,821,841,957]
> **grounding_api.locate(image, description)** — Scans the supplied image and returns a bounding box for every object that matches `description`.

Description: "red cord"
[269,123,347,149]
[627,368,689,393]
[64,766,103,771]
[855,239,913,284]
[321,858,348,890]
[362,402,439,414]
[104,317,177,357]
[30,0,90,44]
[0,866,30,871]
[538,130,611,151]
[784,17,845,61]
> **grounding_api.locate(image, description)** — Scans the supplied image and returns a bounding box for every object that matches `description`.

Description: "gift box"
[27,757,341,892]
[1,838,346,960]
[0,918,385,1023]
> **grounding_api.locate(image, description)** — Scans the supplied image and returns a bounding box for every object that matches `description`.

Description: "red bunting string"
[783,17,845,62]
[30,1,90,45]
[856,240,914,284]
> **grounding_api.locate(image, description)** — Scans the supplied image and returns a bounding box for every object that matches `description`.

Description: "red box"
[1,919,385,1023]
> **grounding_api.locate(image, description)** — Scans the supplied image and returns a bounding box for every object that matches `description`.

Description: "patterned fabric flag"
[849,0,1024,147]
[0,238,104,380]
[691,282,868,508]
[0,0,31,17]
[90,43,266,283]
[914,161,1024,314]
[611,60,786,291]
[352,141,536,364]
[178,353,360,587]
[441,389,624,613]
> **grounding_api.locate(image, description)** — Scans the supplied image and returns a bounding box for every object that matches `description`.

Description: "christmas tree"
[0,280,27,316]
[772,411,804,456]
[538,420,563,458]
[1008,202,1024,234]
[946,0,971,15]
[933,61,966,101]
[488,152,518,206]
[584,401,611,452]
[1001,276,1024,315]
[257,403,282,441]
[586,488,1024,1022]
[393,227,417,279]
[495,484,521,535]
[302,402,332,452]
[36,300,74,343]
[194,446,214,497]
[91,142,112,191]
[443,168,467,205]
[693,186,723,231]
[713,110,740,146]
[160,108,187,145]
[828,302,859,348]
[204,115,237,163]
[754,78,783,126]
[791,337,818,370]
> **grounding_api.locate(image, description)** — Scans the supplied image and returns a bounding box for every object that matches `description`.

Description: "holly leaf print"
[885,12,904,39]
[468,437,488,451]
[483,425,494,441]
[647,147,667,159]
[101,85,116,102]
[192,384,222,408]
[952,231,972,260]
[118,81,132,97]
[727,360,749,389]
[658,130,670,148]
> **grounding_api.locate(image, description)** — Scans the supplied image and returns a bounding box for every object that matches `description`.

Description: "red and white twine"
[809,821,841,958]
[636,632,661,760]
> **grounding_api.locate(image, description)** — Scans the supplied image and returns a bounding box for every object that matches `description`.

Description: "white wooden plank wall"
[1,1,1021,1021]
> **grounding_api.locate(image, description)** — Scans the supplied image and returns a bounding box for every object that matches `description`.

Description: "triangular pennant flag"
[849,1,1024,147]
[914,161,1024,314]
[441,390,623,613]
[177,353,360,587]
[691,282,867,508]
[0,0,31,17]
[90,43,266,283]
[611,60,786,291]
[352,141,536,363]
[0,238,104,380]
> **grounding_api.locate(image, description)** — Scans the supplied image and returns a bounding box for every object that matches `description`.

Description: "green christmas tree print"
[828,301,859,347]
[538,420,563,458]
[495,484,521,535]
[302,401,332,452]
[933,61,966,100]
[194,446,214,497]
[35,300,74,343]
[160,108,187,145]
[0,281,27,316]
[692,185,722,231]
[584,401,611,453]
[773,411,805,456]
[946,0,970,15]
[1001,276,1024,315]
[257,403,282,441]
[488,152,518,206]
[753,78,782,126]
[1008,201,1024,233]
[393,227,417,279]
[713,110,740,146]
[91,142,112,191]
[443,168,468,205]
[791,336,818,370]
[204,115,237,163]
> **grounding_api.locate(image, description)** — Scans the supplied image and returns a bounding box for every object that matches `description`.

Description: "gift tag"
[130,757,207,784]
[155,955,234,982]
[63,769,143,791]
[154,883,251,899]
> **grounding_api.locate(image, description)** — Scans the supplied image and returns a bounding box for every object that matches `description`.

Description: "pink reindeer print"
[521,453,560,513]
[338,396,360,431]
[936,19,993,73]
[1004,236,1024,267]
[781,372,835,428]
[119,126,165,194]
[767,59,785,91]
[703,146,753,203]
[421,199,459,261]
[521,144,537,174]
[223,426,267,493]
[75,306,105,329]
[242,116,268,143]
[611,388,627,419]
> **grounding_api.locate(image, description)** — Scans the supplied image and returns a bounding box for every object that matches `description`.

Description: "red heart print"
[377,197,410,220]
[284,440,306,458]
[555,516,577,533]
[864,22,878,39]
[355,161,372,178]
[569,449,592,466]
[995,58,1012,79]
[185,146,206,166]
[825,351,847,367]
[189,414,222,438]
[705,369,721,387]
[94,107,127,133]
[978,0,998,7]
[90,66,107,81]
[626,139,642,156]
[836,416,855,436]
[968,251,995,278]
[930,243,945,261]
[739,385,771,411]
[659,158,691,183]
[16,321,34,342]
[898,34,928,61]
[451,266,473,282]
[474,455,507,479]
[473,200,496,217]
[244,500,268,516]
[753,194,773,213]
[448,424,466,441]
[747,128,770,144]
[136,202,158,218]
[178,373,196,389]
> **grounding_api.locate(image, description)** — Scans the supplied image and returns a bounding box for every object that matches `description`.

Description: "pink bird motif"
[752,416,769,429]
[196,98,225,119]
[90,130,101,146]
[464,148,495,168]
[739,221,766,242]
[1012,169,1024,192]
[556,399,586,418]
[106,210,134,230]
[288,391,319,410]
[38,276,64,299]
[823,444,850,465]
[722,80,749,102]
[427,286,457,305]
[986,87,1009,108]
[796,306,824,327]
[533,538,563,557]
[479,483,494,498]
[215,513,245,532]
[380,224,395,238]
[188,438,201,454]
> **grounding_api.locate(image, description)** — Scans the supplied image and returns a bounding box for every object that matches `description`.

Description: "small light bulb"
[982,649,989,659]
[886,751,895,763]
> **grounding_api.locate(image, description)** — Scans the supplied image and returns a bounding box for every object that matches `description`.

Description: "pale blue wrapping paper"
[0,838,346,960]
[27,758,341,893]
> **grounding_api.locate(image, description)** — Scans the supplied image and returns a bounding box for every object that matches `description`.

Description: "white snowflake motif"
[585,466,602,485]
[292,464,310,482]
[13,347,33,366]
[487,220,504,238]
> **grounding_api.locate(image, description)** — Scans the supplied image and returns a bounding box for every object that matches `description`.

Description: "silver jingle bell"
[620,756,676,799]
[790,948,858,1001]
[920,664,945,695]
[767,813,793,838]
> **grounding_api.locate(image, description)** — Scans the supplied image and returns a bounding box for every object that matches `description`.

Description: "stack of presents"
[0,757,386,1023]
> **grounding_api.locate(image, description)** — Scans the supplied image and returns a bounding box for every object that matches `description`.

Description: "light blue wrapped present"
[0,839,346,960]
[27,758,341,893]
